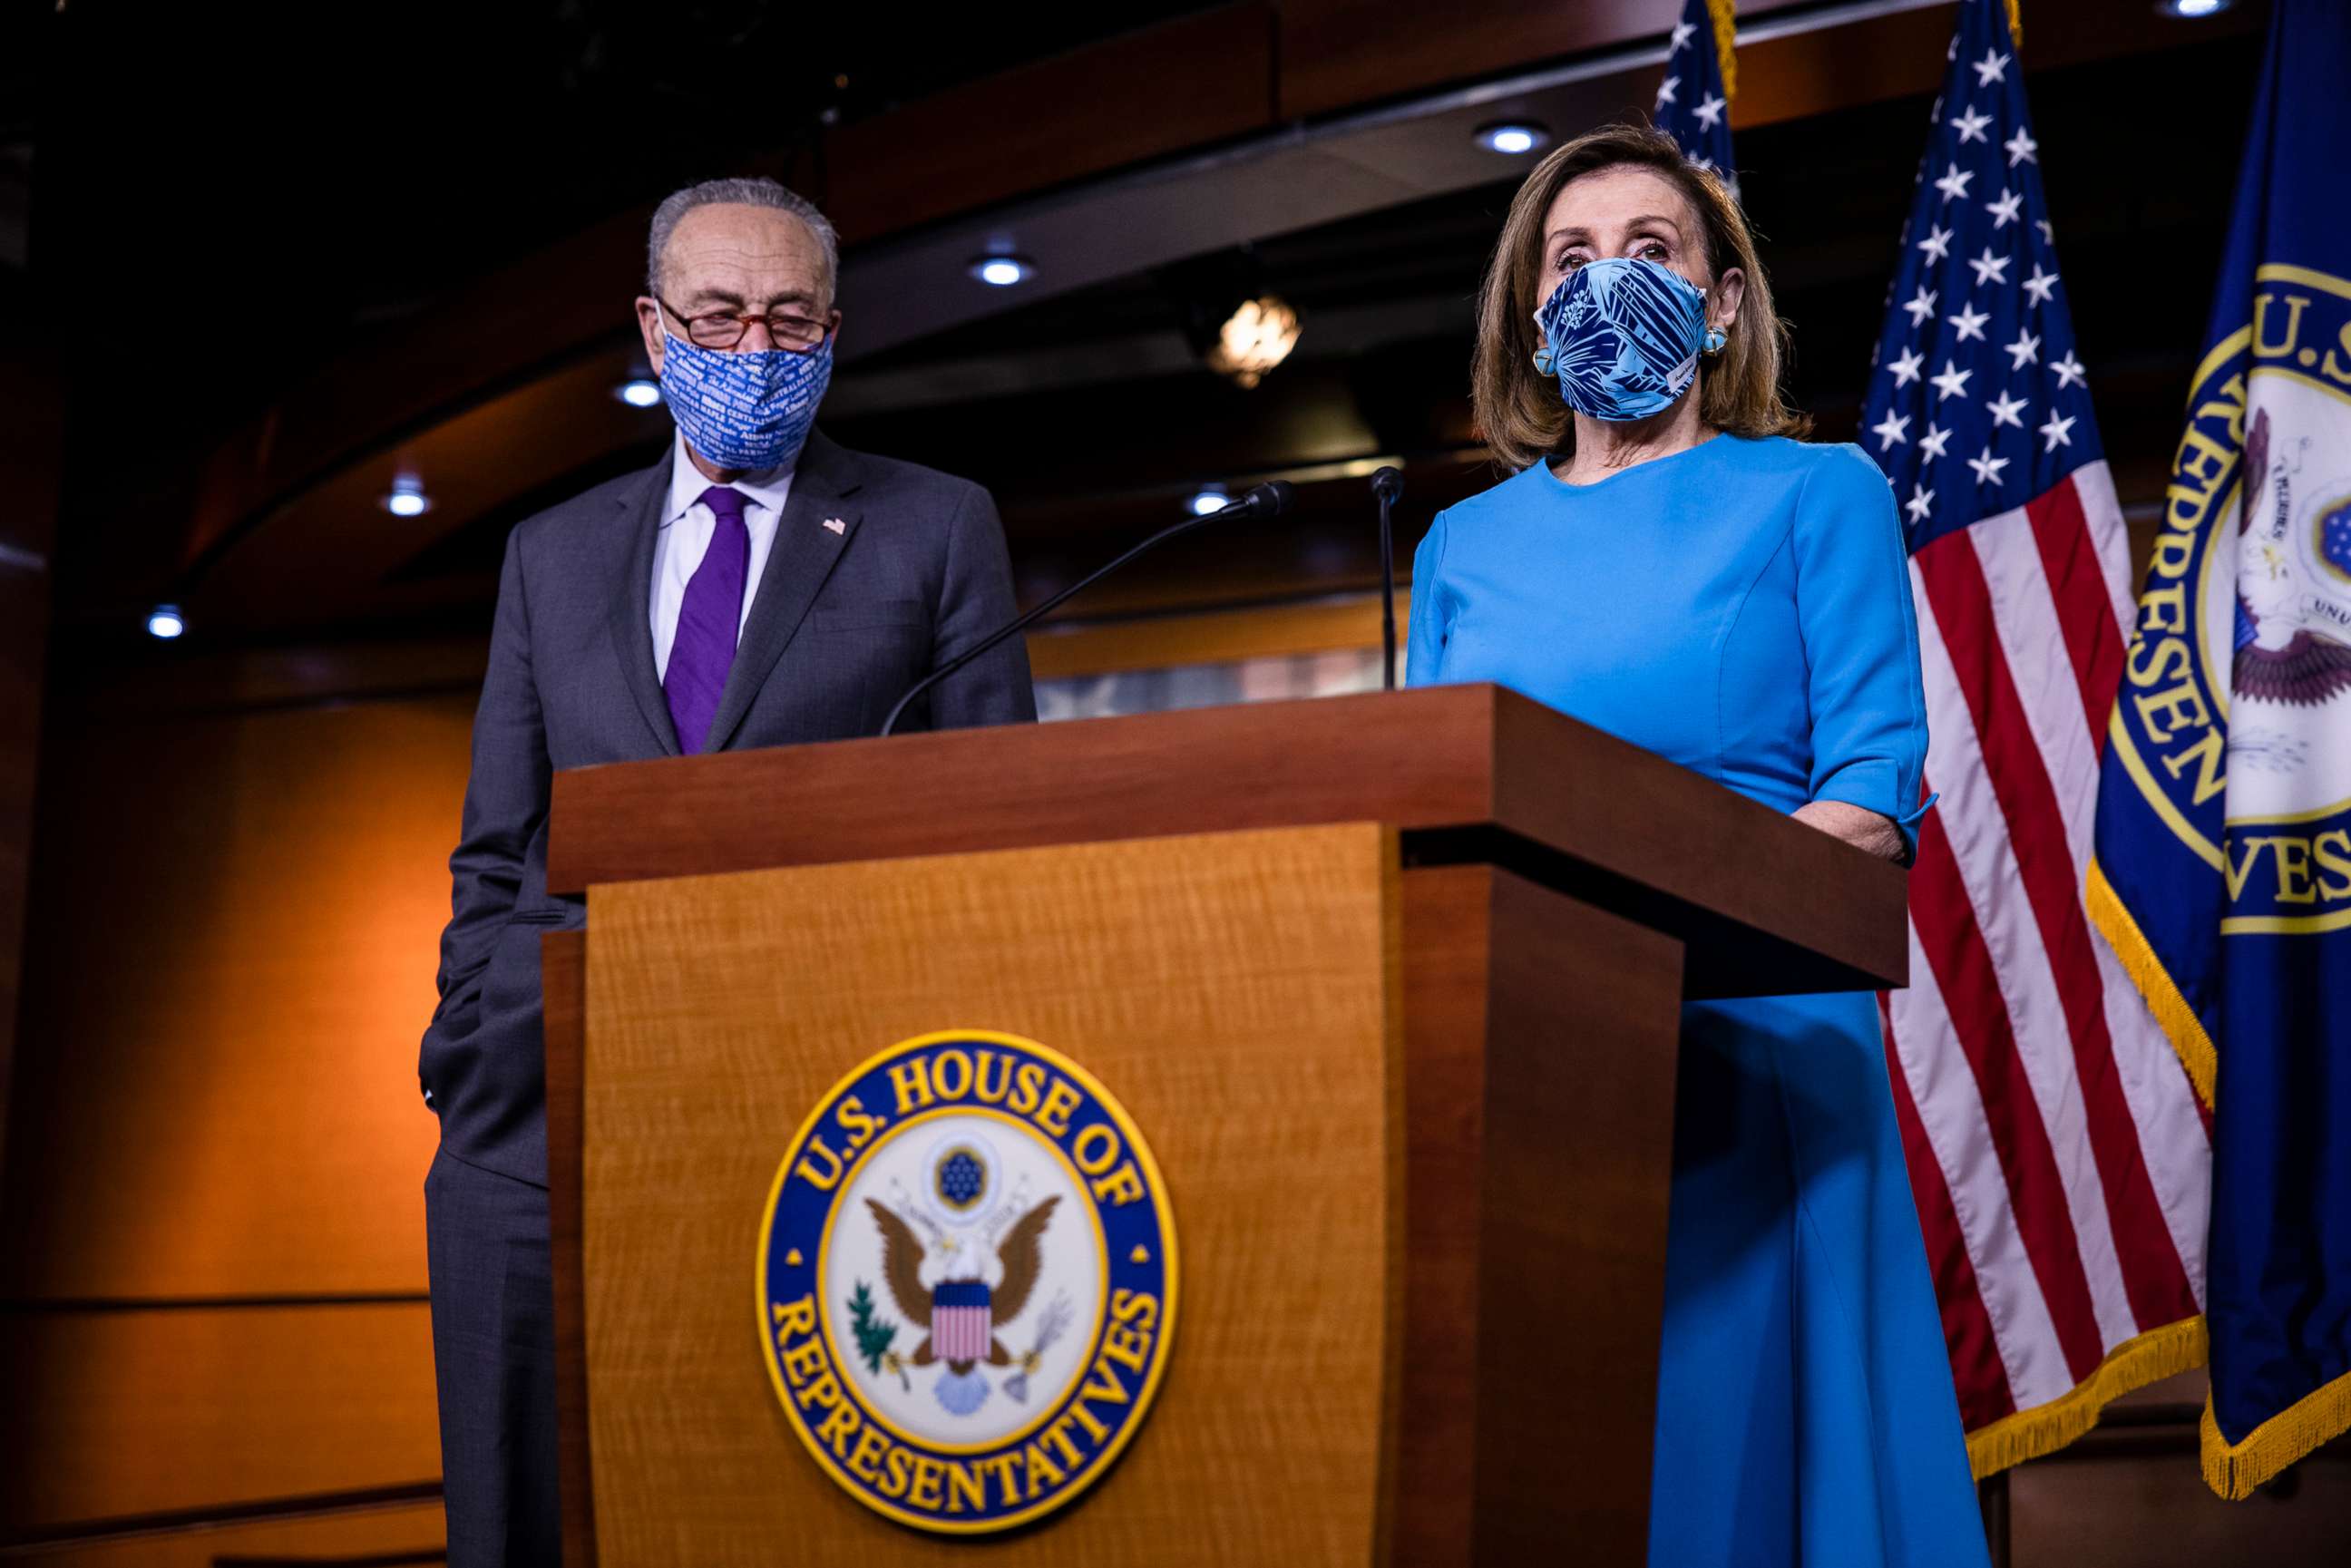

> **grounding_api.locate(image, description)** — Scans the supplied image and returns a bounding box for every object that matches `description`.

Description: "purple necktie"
[664,485,750,753]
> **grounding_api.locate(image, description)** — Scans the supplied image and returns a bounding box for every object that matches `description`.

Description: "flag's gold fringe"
[1966,1317,2207,1477]
[2085,857,2217,1109]
[2005,0,2024,50]
[2202,1367,2351,1499]
[1706,0,1738,99]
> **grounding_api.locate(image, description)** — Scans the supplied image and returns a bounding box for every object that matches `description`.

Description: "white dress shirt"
[649,429,796,681]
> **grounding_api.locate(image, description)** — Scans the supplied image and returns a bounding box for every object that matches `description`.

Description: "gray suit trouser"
[425,1145,561,1566]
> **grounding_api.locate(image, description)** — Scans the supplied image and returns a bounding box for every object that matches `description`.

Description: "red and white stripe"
[936,1300,990,1362]
[1884,460,2210,1442]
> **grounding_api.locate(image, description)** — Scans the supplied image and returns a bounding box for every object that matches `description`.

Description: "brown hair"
[1471,122,1810,472]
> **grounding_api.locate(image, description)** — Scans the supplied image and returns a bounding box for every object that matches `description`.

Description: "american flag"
[1859,0,2210,1473]
[1654,0,1736,187]
[933,1278,992,1362]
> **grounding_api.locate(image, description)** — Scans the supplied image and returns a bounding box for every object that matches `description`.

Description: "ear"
[1711,266,1747,334]
[634,297,666,374]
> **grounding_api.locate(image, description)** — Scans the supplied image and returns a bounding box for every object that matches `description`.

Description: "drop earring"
[1532,345,1556,375]
[1702,326,1729,357]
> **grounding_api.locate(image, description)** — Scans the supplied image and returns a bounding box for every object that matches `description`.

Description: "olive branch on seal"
[846,1281,909,1389]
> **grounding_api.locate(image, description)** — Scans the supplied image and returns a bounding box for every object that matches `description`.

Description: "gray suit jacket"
[419,428,1037,1185]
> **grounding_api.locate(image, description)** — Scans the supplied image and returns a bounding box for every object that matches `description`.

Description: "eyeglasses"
[657,297,835,353]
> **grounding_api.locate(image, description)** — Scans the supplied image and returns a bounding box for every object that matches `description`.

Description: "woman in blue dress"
[1408,124,1989,1567]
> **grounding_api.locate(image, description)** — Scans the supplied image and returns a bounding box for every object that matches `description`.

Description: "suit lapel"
[704,429,865,754]
[606,463,681,757]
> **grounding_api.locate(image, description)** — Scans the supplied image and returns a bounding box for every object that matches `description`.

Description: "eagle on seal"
[866,1195,1059,1374]
[2234,413,2351,706]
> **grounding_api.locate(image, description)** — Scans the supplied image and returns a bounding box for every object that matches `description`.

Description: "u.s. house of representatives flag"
[1860,0,2210,1475]
[2089,0,2351,1499]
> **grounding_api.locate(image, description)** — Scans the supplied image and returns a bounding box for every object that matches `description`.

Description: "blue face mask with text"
[1533,257,1711,423]
[658,331,833,472]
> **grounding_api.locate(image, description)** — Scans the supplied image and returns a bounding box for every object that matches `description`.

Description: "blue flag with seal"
[1653,0,1735,189]
[2088,0,2351,1499]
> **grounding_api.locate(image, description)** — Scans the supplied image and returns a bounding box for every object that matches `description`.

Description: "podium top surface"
[546,684,1905,998]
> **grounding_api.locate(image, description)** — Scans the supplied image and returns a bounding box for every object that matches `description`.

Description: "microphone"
[878,481,1296,738]
[1370,466,1403,691]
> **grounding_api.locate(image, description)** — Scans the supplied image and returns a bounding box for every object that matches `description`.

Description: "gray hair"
[646,177,840,305]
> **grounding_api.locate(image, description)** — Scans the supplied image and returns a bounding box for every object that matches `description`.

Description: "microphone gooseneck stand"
[1370,466,1404,690]
[879,481,1297,739]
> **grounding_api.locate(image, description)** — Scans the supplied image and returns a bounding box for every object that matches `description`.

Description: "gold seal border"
[755,1028,1181,1535]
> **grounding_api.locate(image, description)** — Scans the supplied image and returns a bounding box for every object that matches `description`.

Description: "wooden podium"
[538,685,1905,1566]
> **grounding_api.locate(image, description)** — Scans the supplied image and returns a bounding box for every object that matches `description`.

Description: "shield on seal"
[932,1278,992,1362]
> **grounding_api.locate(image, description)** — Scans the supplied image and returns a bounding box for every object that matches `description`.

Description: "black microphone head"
[1370,465,1405,502]
[1241,480,1296,518]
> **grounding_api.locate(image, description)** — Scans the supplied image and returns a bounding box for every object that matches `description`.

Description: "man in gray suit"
[418,177,1035,1564]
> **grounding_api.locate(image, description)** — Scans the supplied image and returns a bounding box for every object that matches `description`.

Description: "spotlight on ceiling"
[2157,0,2229,14]
[383,475,433,518]
[1205,296,1302,390]
[146,604,186,640]
[616,377,663,408]
[968,255,1038,287]
[1189,487,1232,517]
[1162,249,1303,391]
[1474,121,1553,156]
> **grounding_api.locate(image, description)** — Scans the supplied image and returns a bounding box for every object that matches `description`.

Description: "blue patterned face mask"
[658,331,833,471]
[1532,258,1712,422]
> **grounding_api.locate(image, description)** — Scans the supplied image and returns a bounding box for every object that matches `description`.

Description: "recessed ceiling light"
[384,476,433,517]
[1474,121,1552,156]
[1189,488,1232,517]
[969,255,1038,287]
[616,377,662,408]
[2158,0,2229,14]
[146,604,185,639]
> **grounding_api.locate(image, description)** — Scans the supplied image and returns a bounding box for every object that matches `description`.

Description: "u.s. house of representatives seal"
[756,1030,1178,1534]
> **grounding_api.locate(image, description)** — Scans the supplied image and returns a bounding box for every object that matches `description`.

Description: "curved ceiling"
[31,0,2260,651]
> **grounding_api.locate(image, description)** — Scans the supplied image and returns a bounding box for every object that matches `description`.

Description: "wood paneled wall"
[0,608,1362,1556]
[11,1502,449,1568]
[0,346,63,1173]
[0,678,473,1555]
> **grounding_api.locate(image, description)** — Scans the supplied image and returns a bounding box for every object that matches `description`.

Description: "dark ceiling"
[17,0,1215,472]
[14,1,2265,657]
[397,24,2262,621]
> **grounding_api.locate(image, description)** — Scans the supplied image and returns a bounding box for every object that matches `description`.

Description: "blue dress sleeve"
[1404,509,1453,687]
[1791,445,1933,854]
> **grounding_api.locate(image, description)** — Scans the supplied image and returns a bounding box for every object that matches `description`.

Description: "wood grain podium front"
[537,685,1905,1567]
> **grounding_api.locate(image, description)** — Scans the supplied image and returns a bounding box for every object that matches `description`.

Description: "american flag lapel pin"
[823,517,847,535]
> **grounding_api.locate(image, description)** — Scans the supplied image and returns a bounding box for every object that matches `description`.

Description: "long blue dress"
[1407,433,1989,1568]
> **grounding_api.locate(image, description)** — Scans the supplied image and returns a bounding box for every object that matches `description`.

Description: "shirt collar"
[661,428,796,527]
